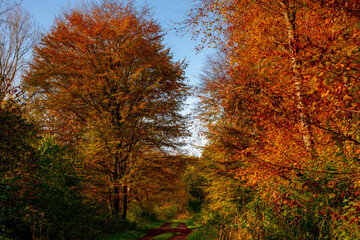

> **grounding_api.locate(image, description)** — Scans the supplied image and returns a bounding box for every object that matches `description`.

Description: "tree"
[128,150,190,220]
[0,98,38,239]
[0,100,101,239]
[191,0,360,237]
[29,137,98,240]
[192,0,360,183]
[23,0,189,219]
[0,3,39,100]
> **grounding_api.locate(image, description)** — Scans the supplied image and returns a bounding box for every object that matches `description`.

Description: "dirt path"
[137,221,192,240]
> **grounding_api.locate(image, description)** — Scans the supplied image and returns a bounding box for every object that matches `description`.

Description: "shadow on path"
[137,222,191,240]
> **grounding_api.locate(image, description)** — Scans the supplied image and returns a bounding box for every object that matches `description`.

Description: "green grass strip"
[99,220,165,240]
[170,222,178,228]
[153,232,175,240]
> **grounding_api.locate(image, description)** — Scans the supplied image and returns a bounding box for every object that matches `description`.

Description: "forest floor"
[137,221,192,240]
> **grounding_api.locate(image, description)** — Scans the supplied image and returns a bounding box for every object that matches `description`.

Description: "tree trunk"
[120,153,130,220]
[122,184,128,220]
[113,155,120,216]
[114,185,120,214]
[282,0,314,155]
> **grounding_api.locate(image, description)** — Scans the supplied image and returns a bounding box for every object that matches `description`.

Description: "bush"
[188,198,203,213]
[187,228,223,240]
[27,137,102,239]
[0,99,38,239]
[154,203,181,220]
[129,204,158,224]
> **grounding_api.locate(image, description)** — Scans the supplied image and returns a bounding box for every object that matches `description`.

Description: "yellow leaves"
[346,45,359,56]
[343,94,352,102]
[321,90,330,98]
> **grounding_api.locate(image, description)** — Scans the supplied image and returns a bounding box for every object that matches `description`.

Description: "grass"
[98,218,201,240]
[170,222,178,228]
[153,232,175,240]
[182,218,222,240]
[186,227,221,240]
[164,218,199,230]
[99,230,144,240]
[98,220,165,240]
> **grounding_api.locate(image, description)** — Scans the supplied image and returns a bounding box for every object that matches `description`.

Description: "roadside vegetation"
[99,221,165,240]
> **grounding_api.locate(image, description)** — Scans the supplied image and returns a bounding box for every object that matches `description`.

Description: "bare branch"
[0,4,40,100]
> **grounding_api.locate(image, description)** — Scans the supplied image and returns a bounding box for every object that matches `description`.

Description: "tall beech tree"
[23,0,188,219]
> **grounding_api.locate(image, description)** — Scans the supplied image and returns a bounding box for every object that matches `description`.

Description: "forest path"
[137,221,191,240]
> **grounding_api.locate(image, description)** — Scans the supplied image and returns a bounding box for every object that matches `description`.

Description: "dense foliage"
[23,0,189,221]
[0,99,101,239]
[188,0,360,239]
[2,0,189,238]
[2,0,360,239]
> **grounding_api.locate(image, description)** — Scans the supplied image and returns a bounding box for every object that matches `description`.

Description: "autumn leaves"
[190,0,360,238]
[23,1,189,220]
[2,0,360,238]
[195,0,360,182]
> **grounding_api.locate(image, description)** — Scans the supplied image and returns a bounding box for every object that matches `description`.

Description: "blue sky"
[22,0,210,155]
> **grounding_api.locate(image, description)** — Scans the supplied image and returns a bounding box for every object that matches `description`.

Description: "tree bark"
[113,155,120,216]
[282,0,314,155]
[114,185,120,214]
[122,184,128,220]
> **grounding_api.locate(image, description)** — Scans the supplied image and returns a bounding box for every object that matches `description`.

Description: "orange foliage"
[23,0,189,219]
[194,0,360,186]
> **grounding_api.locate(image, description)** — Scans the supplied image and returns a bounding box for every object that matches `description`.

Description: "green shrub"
[128,204,158,223]
[187,228,223,240]
[154,203,180,220]
[188,198,203,213]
